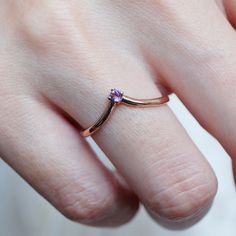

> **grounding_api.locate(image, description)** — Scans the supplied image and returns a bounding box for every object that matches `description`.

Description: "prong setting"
[108,88,123,103]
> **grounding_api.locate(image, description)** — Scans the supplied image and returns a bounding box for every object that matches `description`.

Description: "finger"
[43,56,217,227]
[144,2,236,175]
[223,0,236,27]
[0,95,139,227]
[25,0,217,226]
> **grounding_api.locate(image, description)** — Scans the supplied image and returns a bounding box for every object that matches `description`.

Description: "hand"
[1,0,235,228]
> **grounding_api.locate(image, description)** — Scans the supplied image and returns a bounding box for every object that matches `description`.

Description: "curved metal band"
[122,95,169,107]
[82,94,169,137]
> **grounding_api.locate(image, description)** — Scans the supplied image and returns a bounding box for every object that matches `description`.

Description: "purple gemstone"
[108,88,123,103]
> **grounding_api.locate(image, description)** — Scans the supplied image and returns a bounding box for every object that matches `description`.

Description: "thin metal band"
[122,95,169,107]
[82,91,169,137]
[82,101,117,137]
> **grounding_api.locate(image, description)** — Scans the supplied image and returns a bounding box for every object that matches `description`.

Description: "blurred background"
[0,95,235,236]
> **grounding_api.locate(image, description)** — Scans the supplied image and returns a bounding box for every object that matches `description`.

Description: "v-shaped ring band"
[82,88,169,137]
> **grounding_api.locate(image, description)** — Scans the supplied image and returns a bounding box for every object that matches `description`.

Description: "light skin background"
[1,0,236,229]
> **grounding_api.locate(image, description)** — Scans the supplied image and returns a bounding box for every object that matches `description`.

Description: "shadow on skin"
[146,200,213,230]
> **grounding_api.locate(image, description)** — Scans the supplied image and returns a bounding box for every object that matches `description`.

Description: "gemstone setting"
[108,88,123,103]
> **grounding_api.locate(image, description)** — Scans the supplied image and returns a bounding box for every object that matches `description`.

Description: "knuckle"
[61,199,109,223]
[153,0,184,13]
[54,180,113,223]
[155,0,175,8]
[145,169,217,220]
[10,1,73,48]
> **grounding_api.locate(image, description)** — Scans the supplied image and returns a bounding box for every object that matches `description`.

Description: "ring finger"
[42,49,217,227]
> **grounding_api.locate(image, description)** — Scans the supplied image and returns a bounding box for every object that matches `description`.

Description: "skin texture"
[0,0,236,229]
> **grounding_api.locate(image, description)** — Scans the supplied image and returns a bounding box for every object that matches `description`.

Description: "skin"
[0,0,236,229]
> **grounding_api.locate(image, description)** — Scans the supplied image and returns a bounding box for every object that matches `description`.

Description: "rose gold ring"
[82,88,169,137]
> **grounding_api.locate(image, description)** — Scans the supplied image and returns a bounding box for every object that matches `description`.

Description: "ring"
[82,88,169,137]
